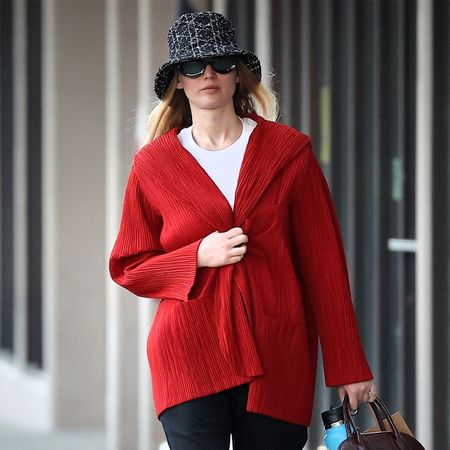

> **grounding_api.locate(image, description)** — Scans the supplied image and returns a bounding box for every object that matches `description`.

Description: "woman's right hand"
[197,227,248,268]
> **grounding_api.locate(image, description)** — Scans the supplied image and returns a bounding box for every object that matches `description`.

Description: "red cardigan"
[109,113,373,426]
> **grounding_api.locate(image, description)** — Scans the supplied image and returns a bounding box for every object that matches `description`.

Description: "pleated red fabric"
[109,113,373,426]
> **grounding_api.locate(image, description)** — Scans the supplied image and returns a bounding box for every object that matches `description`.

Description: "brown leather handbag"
[338,395,426,449]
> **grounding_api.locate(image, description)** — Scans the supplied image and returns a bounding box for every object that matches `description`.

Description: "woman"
[109,10,376,450]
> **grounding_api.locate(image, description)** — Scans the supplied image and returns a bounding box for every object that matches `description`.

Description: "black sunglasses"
[178,55,238,78]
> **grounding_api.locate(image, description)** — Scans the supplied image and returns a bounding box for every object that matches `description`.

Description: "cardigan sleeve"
[109,165,202,301]
[290,144,373,387]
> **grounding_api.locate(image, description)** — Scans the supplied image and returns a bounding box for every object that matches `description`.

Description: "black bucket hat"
[154,11,262,99]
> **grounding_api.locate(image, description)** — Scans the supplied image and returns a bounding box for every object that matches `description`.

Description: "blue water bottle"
[321,405,348,450]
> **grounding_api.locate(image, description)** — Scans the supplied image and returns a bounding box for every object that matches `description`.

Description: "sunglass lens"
[211,56,237,73]
[179,60,206,77]
[179,56,238,77]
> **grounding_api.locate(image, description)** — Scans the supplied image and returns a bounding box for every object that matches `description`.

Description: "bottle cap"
[321,405,344,429]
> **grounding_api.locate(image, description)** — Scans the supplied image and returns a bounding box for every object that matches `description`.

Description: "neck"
[190,106,243,151]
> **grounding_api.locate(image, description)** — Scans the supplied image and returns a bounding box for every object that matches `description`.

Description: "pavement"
[0,424,265,450]
[0,424,175,450]
[0,425,106,450]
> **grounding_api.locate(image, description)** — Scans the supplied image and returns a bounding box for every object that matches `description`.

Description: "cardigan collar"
[134,113,310,230]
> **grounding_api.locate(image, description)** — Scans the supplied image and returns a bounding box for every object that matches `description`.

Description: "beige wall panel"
[51,0,106,427]
[116,0,140,447]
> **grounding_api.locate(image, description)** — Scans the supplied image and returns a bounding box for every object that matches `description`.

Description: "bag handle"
[342,395,411,449]
[368,398,389,431]
[342,395,363,442]
[370,398,400,433]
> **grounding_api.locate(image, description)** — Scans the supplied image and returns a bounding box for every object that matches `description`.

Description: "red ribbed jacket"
[109,113,373,426]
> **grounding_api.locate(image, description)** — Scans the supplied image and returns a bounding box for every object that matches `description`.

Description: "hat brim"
[154,50,261,100]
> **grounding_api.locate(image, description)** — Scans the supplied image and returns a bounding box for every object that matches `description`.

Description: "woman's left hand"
[338,380,377,411]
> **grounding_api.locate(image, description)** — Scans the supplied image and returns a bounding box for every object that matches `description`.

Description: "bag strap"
[368,398,389,431]
[342,395,363,443]
[342,395,412,450]
[370,398,399,432]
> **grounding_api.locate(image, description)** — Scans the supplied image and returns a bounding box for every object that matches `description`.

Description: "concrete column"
[136,0,153,447]
[43,0,107,427]
[134,2,180,448]
[212,0,227,15]
[135,0,166,447]
[105,0,140,448]
[105,0,122,447]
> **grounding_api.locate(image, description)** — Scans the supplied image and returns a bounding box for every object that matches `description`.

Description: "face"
[175,59,240,113]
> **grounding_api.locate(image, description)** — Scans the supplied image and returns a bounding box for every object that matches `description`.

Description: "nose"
[203,63,217,77]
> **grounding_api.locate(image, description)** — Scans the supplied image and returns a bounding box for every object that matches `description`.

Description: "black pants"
[159,383,308,450]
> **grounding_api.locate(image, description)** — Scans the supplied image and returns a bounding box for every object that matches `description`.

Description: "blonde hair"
[144,60,279,144]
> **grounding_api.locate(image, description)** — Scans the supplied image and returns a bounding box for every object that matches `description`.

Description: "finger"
[229,254,244,264]
[224,227,244,238]
[349,394,358,411]
[230,245,247,257]
[229,233,248,247]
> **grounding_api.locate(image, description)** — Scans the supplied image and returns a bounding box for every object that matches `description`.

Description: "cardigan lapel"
[134,114,310,230]
[135,130,234,231]
[233,114,310,225]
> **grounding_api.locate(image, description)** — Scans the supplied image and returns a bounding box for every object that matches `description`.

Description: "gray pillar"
[415,0,433,448]
[105,0,139,448]
[135,0,174,447]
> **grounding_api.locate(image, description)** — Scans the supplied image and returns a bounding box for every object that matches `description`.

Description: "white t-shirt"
[177,117,257,209]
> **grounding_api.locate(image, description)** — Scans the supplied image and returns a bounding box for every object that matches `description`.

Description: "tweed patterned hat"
[154,11,262,99]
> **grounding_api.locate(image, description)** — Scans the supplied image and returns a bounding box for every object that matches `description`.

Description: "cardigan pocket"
[147,292,226,382]
[253,314,315,398]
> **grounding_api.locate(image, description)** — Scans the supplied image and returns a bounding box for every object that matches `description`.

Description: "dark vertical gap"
[404,250,416,429]
[353,0,383,386]
[331,0,349,236]
[317,0,332,181]
[308,0,320,147]
[26,0,43,368]
[290,0,301,126]
[403,0,417,430]
[227,0,255,52]
[379,0,414,418]
[308,2,321,143]
[306,2,330,447]
[383,3,404,411]
[176,0,200,16]
[0,0,15,354]
[268,0,289,124]
[370,0,383,385]
[270,0,282,120]
[280,0,294,125]
[432,0,449,444]
[333,0,370,430]
[354,0,376,368]
[297,0,312,134]
[391,0,407,416]
[378,0,396,408]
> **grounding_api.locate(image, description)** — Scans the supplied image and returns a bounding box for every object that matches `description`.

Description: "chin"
[195,101,229,111]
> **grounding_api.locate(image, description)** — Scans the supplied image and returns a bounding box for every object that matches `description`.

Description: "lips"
[201,85,219,91]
